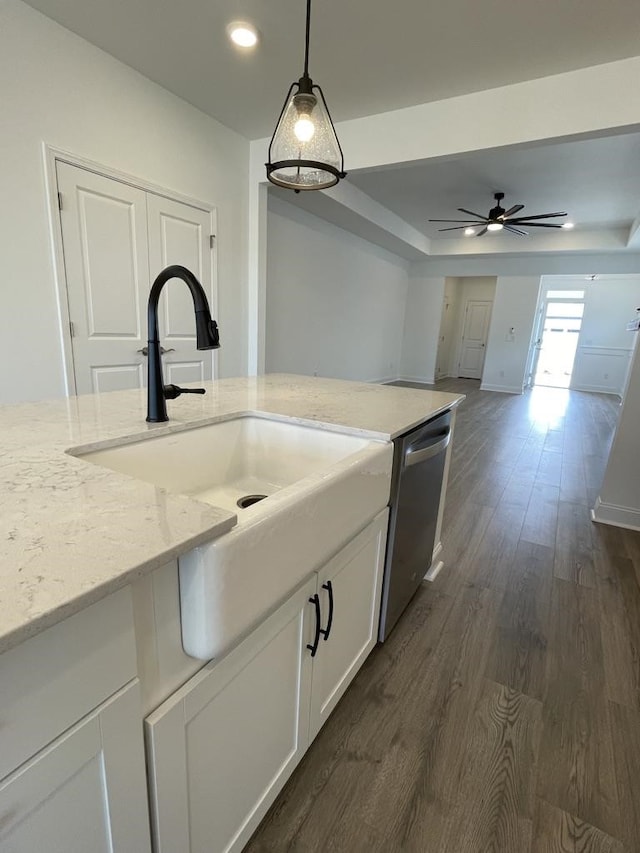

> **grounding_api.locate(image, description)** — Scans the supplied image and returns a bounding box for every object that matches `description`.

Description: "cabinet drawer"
[0,587,137,780]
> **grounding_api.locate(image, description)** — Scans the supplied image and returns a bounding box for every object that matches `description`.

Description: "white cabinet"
[0,681,151,853]
[308,511,387,739]
[145,510,387,853]
[0,588,151,853]
[145,576,316,853]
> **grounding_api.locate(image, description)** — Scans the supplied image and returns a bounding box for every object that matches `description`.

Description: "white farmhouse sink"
[79,415,377,513]
[77,415,393,660]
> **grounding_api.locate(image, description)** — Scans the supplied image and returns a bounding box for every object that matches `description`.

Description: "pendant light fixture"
[266,0,346,192]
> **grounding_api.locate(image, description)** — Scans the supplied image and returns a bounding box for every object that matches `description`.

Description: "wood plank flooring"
[245,380,640,853]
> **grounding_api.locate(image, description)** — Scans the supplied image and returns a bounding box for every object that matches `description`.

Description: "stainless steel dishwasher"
[378,410,452,641]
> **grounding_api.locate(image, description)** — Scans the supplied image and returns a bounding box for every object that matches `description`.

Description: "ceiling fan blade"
[504,225,528,236]
[458,208,489,220]
[503,204,524,218]
[437,225,475,232]
[477,226,488,236]
[509,212,567,222]
[428,219,485,223]
[517,222,564,228]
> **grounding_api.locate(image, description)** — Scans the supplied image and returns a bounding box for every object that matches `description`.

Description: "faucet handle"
[163,384,206,400]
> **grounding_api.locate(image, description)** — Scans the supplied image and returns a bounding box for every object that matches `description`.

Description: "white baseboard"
[396,375,435,386]
[367,375,399,385]
[480,382,523,394]
[424,542,444,582]
[591,497,640,531]
[571,382,623,397]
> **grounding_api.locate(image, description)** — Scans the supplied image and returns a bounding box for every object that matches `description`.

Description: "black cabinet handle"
[307,594,321,657]
[319,580,334,642]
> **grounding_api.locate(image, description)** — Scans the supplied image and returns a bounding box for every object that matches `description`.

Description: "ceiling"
[348,132,640,240]
[25,0,640,258]
[23,0,640,140]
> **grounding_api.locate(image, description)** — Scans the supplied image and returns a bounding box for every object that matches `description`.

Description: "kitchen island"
[0,374,463,853]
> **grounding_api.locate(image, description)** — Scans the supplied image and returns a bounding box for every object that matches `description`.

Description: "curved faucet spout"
[146,265,220,423]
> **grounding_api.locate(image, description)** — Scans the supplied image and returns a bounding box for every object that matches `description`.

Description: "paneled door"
[147,194,216,387]
[458,299,492,379]
[57,162,215,395]
[57,162,150,394]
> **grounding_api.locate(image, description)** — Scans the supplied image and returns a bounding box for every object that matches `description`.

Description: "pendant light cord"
[303,0,311,78]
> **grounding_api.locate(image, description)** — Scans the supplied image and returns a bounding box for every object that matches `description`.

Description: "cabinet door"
[145,576,315,853]
[147,193,217,386]
[0,681,151,853]
[309,509,388,740]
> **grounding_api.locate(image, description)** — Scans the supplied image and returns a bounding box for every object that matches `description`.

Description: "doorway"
[529,292,584,389]
[52,155,217,395]
[457,299,492,379]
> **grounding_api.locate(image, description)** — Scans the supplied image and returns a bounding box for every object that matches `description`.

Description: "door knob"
[137,346,176,356]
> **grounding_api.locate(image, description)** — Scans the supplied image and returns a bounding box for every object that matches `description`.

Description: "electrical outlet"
[499,370,505,378]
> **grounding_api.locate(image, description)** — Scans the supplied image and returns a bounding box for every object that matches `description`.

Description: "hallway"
[246,380,640,852]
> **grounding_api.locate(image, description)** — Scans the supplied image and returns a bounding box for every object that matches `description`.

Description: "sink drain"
[236,494,268,509]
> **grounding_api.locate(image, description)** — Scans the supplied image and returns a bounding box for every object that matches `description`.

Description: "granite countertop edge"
[0,374,464,655]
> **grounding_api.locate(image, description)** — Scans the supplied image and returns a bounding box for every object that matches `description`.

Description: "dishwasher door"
[378,411,451,641]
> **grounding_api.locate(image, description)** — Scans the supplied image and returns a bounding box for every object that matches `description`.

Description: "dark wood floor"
[246,380,640,853]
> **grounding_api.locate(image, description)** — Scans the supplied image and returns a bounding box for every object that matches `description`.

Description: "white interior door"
[57,162,150,394]
[458,299,492,379]
[147,195,216,386]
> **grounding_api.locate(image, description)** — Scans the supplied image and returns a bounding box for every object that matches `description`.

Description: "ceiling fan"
[429,191,567,236]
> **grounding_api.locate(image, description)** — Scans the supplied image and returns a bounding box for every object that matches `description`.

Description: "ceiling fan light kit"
[265,0,346,192]
[429,191,568,237]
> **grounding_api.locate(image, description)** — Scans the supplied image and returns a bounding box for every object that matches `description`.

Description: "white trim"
[591,497,640,532]
[480,382,523,394]
[570,383,623,397]
[366,375,399,385]
[396,375,436,386]
[425,541,444,582]
[424,560,444,582]
[577,345,634,355]
[42,144,219,395]
[44,145,217,212]
[42,145,76,395]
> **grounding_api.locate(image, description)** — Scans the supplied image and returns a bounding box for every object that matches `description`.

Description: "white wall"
[481,276,541,393]
[399,276,445,384]
[0,0,249,404]
[594,333,640,530]
[265,196,409,383]
[572,276,640,395]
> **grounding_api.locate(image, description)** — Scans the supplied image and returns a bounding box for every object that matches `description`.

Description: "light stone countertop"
[0,374,463,654]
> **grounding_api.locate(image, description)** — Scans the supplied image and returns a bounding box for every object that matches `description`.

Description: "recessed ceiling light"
[562,222,574,229]
[464,227,475,236]
[227,21,259,48]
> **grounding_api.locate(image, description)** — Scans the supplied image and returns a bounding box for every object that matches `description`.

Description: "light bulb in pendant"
[294,116,315,142]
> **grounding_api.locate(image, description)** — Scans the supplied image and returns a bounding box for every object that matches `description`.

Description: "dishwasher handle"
[405,430,450,467]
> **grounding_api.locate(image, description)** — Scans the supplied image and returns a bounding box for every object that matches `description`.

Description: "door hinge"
[209,234,216,249]
[69,320,75,338]
[57,192,63,211]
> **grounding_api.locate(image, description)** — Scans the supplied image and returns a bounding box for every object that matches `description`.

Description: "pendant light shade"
[266,0,346,191]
